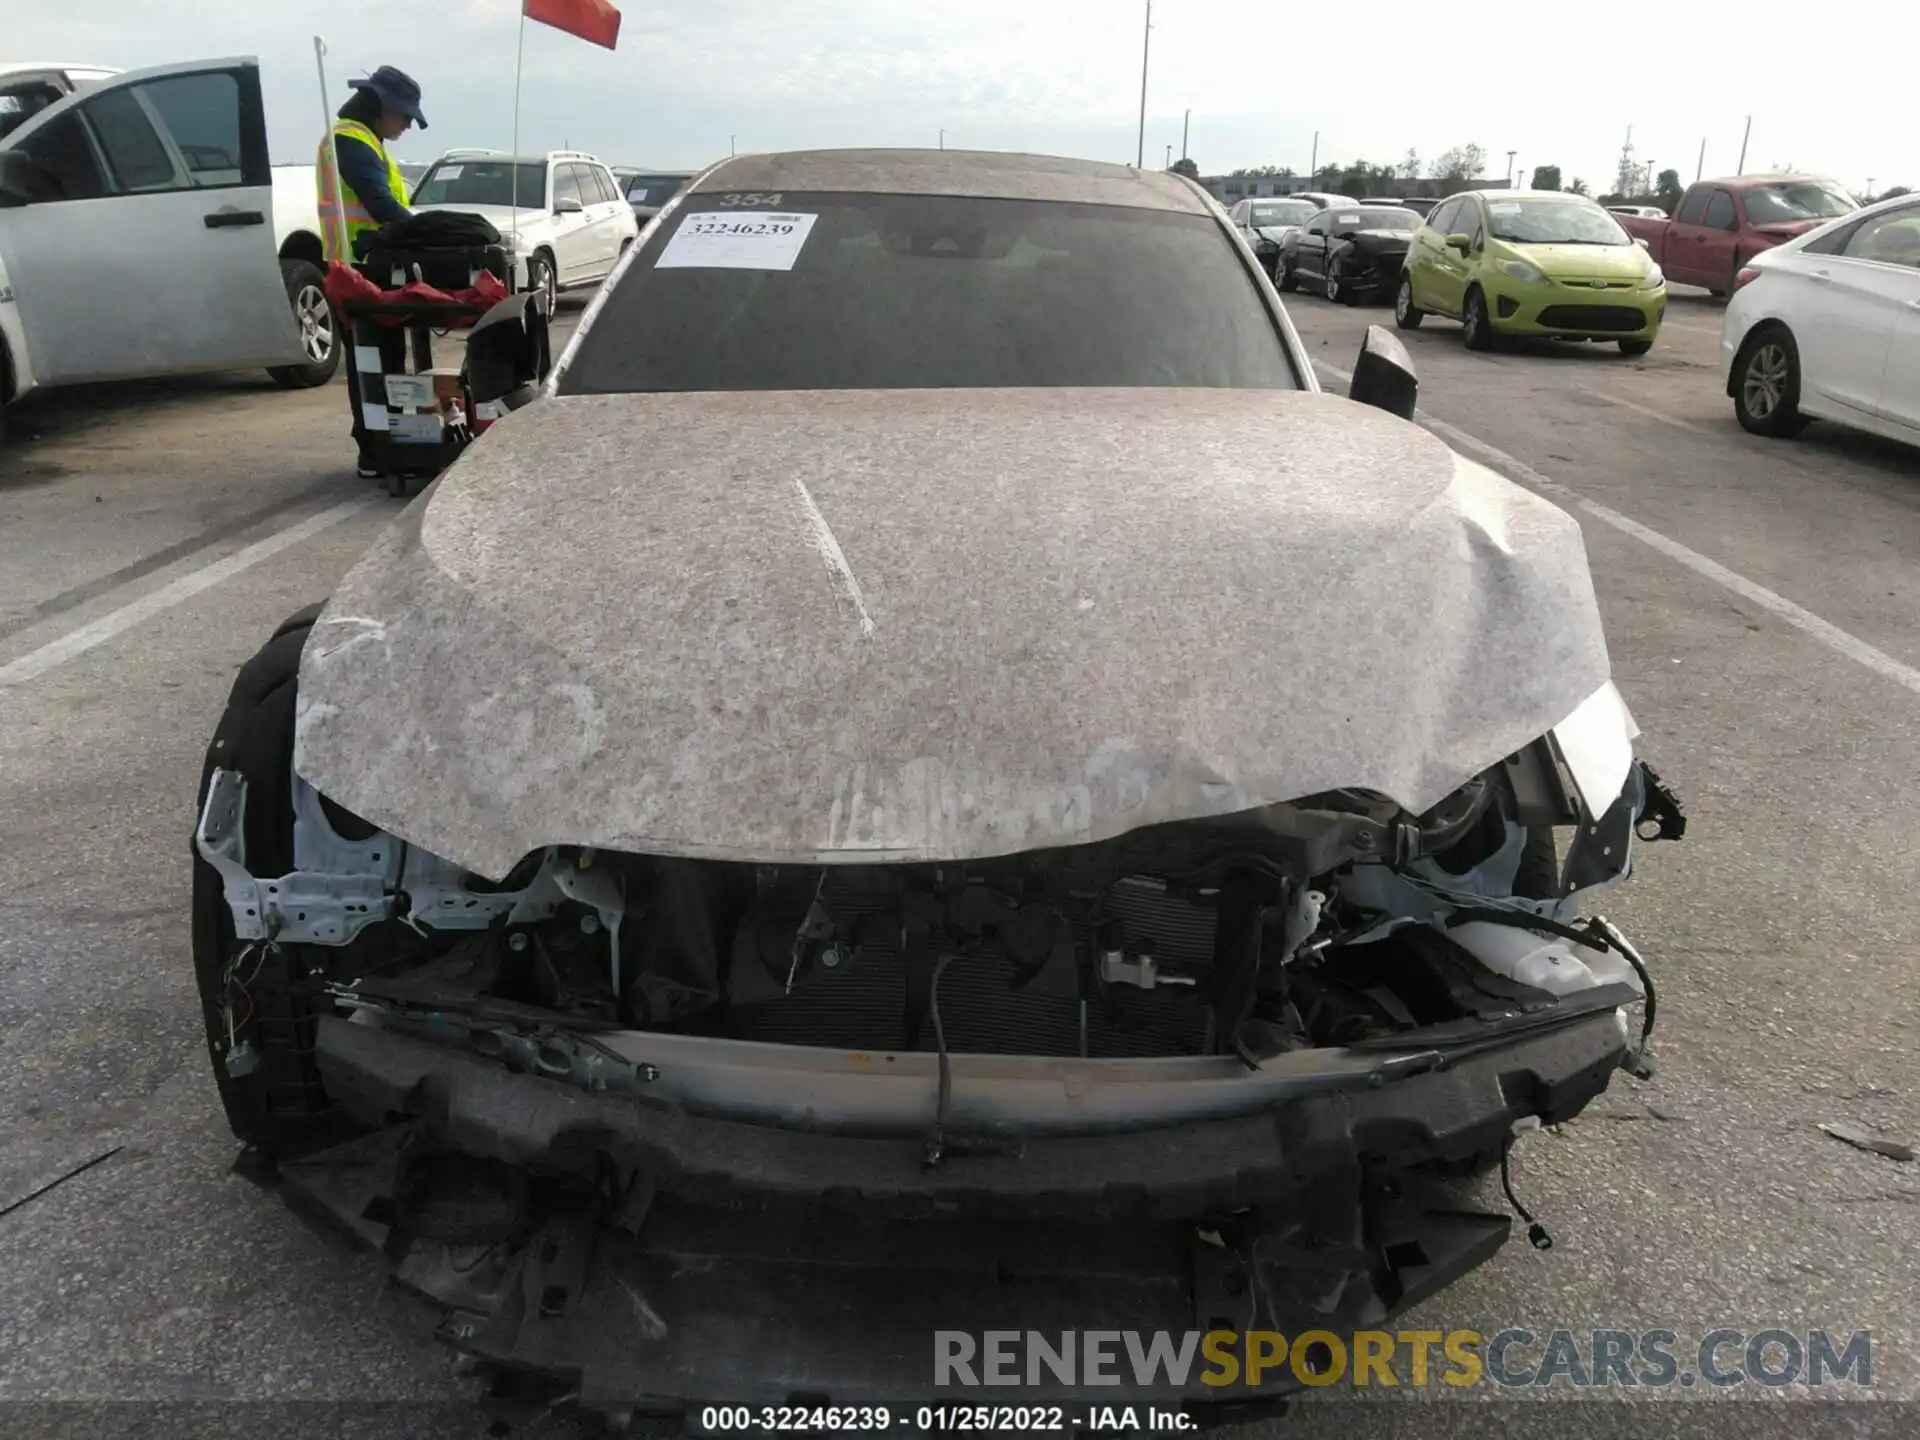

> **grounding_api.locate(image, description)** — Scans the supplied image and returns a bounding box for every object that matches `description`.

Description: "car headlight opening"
[1494,257,1550,284]
[1640,263,1665,289]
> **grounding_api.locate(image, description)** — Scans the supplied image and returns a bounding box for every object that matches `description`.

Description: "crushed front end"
[193,700,1684,1423]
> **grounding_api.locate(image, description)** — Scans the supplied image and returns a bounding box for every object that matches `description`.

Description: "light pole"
[1866,176,1876,200]
[939,129,945,150]
[1308,130,1318,182]
[729,134,736,157]
[1165,143,1172,169]
[1135,0,1152,169]
[1737,115,1751,175]
[1505,149,1515,185]
[1645,159,1655,194]
[1181,107,1190,162]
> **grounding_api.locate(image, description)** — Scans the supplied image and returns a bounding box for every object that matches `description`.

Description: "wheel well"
[278,229,324,268]
[1726,318,1790,397]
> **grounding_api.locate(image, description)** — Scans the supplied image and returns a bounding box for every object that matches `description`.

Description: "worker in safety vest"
[316,65,424,264]
[317,66,425,476]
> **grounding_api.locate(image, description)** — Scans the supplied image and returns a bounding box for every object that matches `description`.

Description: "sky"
[10,0,1906,195]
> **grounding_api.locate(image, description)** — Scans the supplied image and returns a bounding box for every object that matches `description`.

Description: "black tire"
[191,608,337,1156]
[1731,325,1810,437]
[1275,258,1297,293]
[1394,273,1424,329]
[1461,286,1495,351]
[529,250,559,311]
[266,259,340,389]
[1618,338,1653,356]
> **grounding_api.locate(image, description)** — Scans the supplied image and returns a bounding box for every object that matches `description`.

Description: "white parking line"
[1592,392,1707,434]
[1318,361,1920,697]
[0,498,383,688]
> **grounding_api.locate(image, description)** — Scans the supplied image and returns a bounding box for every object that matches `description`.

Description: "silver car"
[192,147,1683,1421]
[1226,195,1319,274]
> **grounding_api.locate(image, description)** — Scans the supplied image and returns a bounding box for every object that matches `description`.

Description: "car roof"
[0,62,119,76]
[690,148,1210,215]
[1698,172,1838,190]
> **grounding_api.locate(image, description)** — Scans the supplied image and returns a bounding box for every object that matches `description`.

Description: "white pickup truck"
[0,59,336,443]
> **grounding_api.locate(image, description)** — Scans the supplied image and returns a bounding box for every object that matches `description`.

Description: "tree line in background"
[1180,145,1908,213]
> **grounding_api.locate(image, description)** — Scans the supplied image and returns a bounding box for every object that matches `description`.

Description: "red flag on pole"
[523,0,621,50]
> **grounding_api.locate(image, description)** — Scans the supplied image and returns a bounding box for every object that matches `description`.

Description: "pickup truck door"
[0,58,299,388]
[1688,188,1741,292]
[1659,186,1713,285]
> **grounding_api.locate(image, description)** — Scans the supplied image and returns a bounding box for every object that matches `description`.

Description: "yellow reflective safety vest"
[316,119,410,264]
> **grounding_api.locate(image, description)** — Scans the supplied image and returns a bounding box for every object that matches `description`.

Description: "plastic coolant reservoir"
[1447,920,1605,996]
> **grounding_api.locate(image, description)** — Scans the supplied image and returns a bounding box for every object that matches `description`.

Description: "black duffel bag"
[356,210,509,291]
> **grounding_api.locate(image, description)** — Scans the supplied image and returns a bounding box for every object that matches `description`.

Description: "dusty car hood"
[293,388,1611,880]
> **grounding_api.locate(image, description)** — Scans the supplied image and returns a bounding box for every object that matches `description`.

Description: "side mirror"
[1348,325,1418,421]
[464,291,552,406]
[1445,232,1471,253]
[554,196,585,215]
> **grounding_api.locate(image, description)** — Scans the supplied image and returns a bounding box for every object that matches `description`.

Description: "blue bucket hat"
[350,66,427,129]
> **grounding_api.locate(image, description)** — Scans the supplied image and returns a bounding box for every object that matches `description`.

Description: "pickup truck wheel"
[1732,326,1810,438]
[191,607,341,1159]
[1395,274,1424,329]
[1461,286,1496,351]
[266,260,340,389]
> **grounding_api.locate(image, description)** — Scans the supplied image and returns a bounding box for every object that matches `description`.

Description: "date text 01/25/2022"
[697,1405,1194,1433]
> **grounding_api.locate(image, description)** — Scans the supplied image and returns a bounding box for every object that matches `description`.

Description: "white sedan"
[1721,192,1920,447]
[0,57,321,445]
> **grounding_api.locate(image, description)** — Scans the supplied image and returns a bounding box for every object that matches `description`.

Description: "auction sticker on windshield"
[656,211,818,270]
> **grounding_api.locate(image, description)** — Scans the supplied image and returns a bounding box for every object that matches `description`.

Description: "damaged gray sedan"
[190,149,1685,1423]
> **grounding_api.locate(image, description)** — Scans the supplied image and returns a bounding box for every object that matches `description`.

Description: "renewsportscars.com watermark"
[934,1329,1875,1390]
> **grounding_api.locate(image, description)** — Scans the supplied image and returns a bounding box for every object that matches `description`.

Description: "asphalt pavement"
[0,286,1914,1440]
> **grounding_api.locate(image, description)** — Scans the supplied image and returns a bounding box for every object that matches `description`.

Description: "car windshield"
[561,191,1298,393]
[1744,181,1858,225]
[624,174,690,206]
[412,160,548,208]
[1334,207,1419,232]
[1250,201,1315,226]
[1487,197,1631,246]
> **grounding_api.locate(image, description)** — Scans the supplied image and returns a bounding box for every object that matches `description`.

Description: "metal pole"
[1135,0,1151,169]
[509,8,526,273]
[939,129,944,150]
[1645,160,1655,193]
[1164,143,1172,169]
[1695,137,1706,183]
[312,37,347,264]
[1737,116,1750,175]
[1308,130,1318,181]
[730,134,736,157]
[1181,108,1190,161]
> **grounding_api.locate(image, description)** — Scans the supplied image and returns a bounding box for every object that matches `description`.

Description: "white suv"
[409,148,638,306]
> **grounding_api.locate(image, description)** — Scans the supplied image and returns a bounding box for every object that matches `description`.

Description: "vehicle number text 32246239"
[681,216,802,238]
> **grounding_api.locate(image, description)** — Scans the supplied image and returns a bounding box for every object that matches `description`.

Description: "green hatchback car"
[1396,190,1667,354]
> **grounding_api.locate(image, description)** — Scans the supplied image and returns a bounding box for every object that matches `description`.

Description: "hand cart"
[330,244,516,499]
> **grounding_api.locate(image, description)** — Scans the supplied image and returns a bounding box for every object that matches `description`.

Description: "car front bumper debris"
[279,999,1635,1421]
